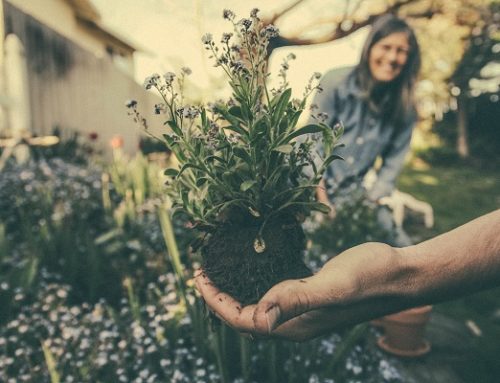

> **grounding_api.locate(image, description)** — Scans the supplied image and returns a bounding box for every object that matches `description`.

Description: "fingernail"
[265,306,280,333]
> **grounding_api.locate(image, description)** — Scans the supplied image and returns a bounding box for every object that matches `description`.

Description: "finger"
[193,268,203,278]
[253,278,317,334]
[195,273,257,332]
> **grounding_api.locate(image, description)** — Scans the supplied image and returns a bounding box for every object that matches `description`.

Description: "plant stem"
[212,326,230,383]
[326,323,370,377]
[41,341,60,383]
[158,205,188,307]
[240,335,251,381]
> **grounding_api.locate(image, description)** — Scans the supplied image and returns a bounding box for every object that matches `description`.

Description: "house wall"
[1,1,163,155]
[4,0,134,74]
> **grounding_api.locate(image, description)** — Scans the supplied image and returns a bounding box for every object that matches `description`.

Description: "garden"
[1,2,500,383]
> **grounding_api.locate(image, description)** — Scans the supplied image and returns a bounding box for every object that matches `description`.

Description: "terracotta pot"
[372,305,432,357]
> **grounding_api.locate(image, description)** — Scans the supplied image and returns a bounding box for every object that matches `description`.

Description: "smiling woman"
[312,14,421,248]
[368,31,409,83]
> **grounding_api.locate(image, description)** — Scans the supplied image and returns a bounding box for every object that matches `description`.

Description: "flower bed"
[0,151,407,382]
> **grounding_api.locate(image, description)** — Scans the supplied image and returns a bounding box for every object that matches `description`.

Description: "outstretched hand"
[195,243,407,341]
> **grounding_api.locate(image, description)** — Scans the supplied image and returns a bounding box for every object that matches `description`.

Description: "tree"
[257,0,496,156]
[449,1,499,158]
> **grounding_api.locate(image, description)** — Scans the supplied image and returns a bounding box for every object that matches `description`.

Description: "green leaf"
[273,144,293,154]
[289,109,303,129]
[278,118,289,136]
[321,123,335,157]
[240,180,257,192]
[222,124,247,137]
[215,105,248,136]
[205,155,226,165]
[164,168,179,177]
[178,163,205,177]
[277,201,331,214]
[196,177,208,187]
[273,88,292,124]
[271,185,317,203]
[285,124,324,142]
[200,107,207,129]
[166,120,182,136]
[309,202,332,214]
[322,153,344,170]
[205,199,248,220]
[181,190,190,209]
[94,229,122,245]
[252,85,263,106]
[233,147,252,164]
[228,106,243,119]
[252,117,268,135]
[241,103,251,122]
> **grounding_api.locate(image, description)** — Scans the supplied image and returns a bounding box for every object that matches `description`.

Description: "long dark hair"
[355,14,421,126]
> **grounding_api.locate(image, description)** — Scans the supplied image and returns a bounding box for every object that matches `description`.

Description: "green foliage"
[309,194,393,256]
[0,153,186,314]
[131,10,342,236]
[0,147,404,383]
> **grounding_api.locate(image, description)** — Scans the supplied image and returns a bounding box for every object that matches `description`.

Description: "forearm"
[400,209,500,305]
[319,210,500,325]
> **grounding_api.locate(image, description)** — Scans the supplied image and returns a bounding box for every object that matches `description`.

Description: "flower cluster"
[0,272,221,383]
[0,268,403,383]
[0,155,193,309]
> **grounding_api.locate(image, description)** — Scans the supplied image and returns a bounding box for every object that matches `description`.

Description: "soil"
[201,214,311,305]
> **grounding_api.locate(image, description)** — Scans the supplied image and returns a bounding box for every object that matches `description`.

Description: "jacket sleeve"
[307,67,351,127]
[301,70,340,177]
[368,116,415,200]
[304,68,350,174]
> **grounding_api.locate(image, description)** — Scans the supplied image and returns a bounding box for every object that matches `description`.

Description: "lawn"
[398,158,500,383]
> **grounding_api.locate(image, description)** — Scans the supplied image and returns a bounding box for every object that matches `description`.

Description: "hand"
[195,243,407,341]
[195,269,339,341]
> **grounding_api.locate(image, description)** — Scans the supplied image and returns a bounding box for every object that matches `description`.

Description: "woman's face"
[368,32,410,83]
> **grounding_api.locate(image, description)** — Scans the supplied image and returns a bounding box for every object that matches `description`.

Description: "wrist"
[394,245,428,305]
[352,243,423,307]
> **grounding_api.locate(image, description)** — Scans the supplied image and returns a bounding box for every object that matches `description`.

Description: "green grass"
[398,159,500,383]
[398,163,500,236]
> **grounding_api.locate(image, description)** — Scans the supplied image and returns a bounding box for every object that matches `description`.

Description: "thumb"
[253,278,317,334]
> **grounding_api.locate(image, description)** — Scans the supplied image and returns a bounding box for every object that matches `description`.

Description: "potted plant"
[372,305,432,357]
[128,9,343,304]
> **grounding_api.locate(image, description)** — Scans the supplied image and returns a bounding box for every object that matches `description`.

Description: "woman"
[313,14,421,246]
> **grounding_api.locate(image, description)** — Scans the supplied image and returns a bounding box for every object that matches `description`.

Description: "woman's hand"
[195,242,408,341]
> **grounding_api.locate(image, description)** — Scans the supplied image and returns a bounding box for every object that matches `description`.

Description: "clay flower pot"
[372,305,432,357]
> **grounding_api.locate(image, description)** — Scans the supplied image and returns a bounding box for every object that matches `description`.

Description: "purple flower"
[125,99,137,109]
[223,9,235,21]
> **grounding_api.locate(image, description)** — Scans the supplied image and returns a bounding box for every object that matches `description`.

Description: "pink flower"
[110,135,124,149]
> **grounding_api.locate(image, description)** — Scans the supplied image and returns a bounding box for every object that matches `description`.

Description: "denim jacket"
[309,66,415,201]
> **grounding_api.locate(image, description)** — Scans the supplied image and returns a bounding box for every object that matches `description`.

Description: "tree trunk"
[457,96,469,158]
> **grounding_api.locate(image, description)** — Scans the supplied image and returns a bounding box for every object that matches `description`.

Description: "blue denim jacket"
[309,66,415,201]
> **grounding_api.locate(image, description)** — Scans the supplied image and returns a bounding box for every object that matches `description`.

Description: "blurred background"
[0,1,499,382]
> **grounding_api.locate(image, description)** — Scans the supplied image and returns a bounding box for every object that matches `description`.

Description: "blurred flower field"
[0,142,407,382]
